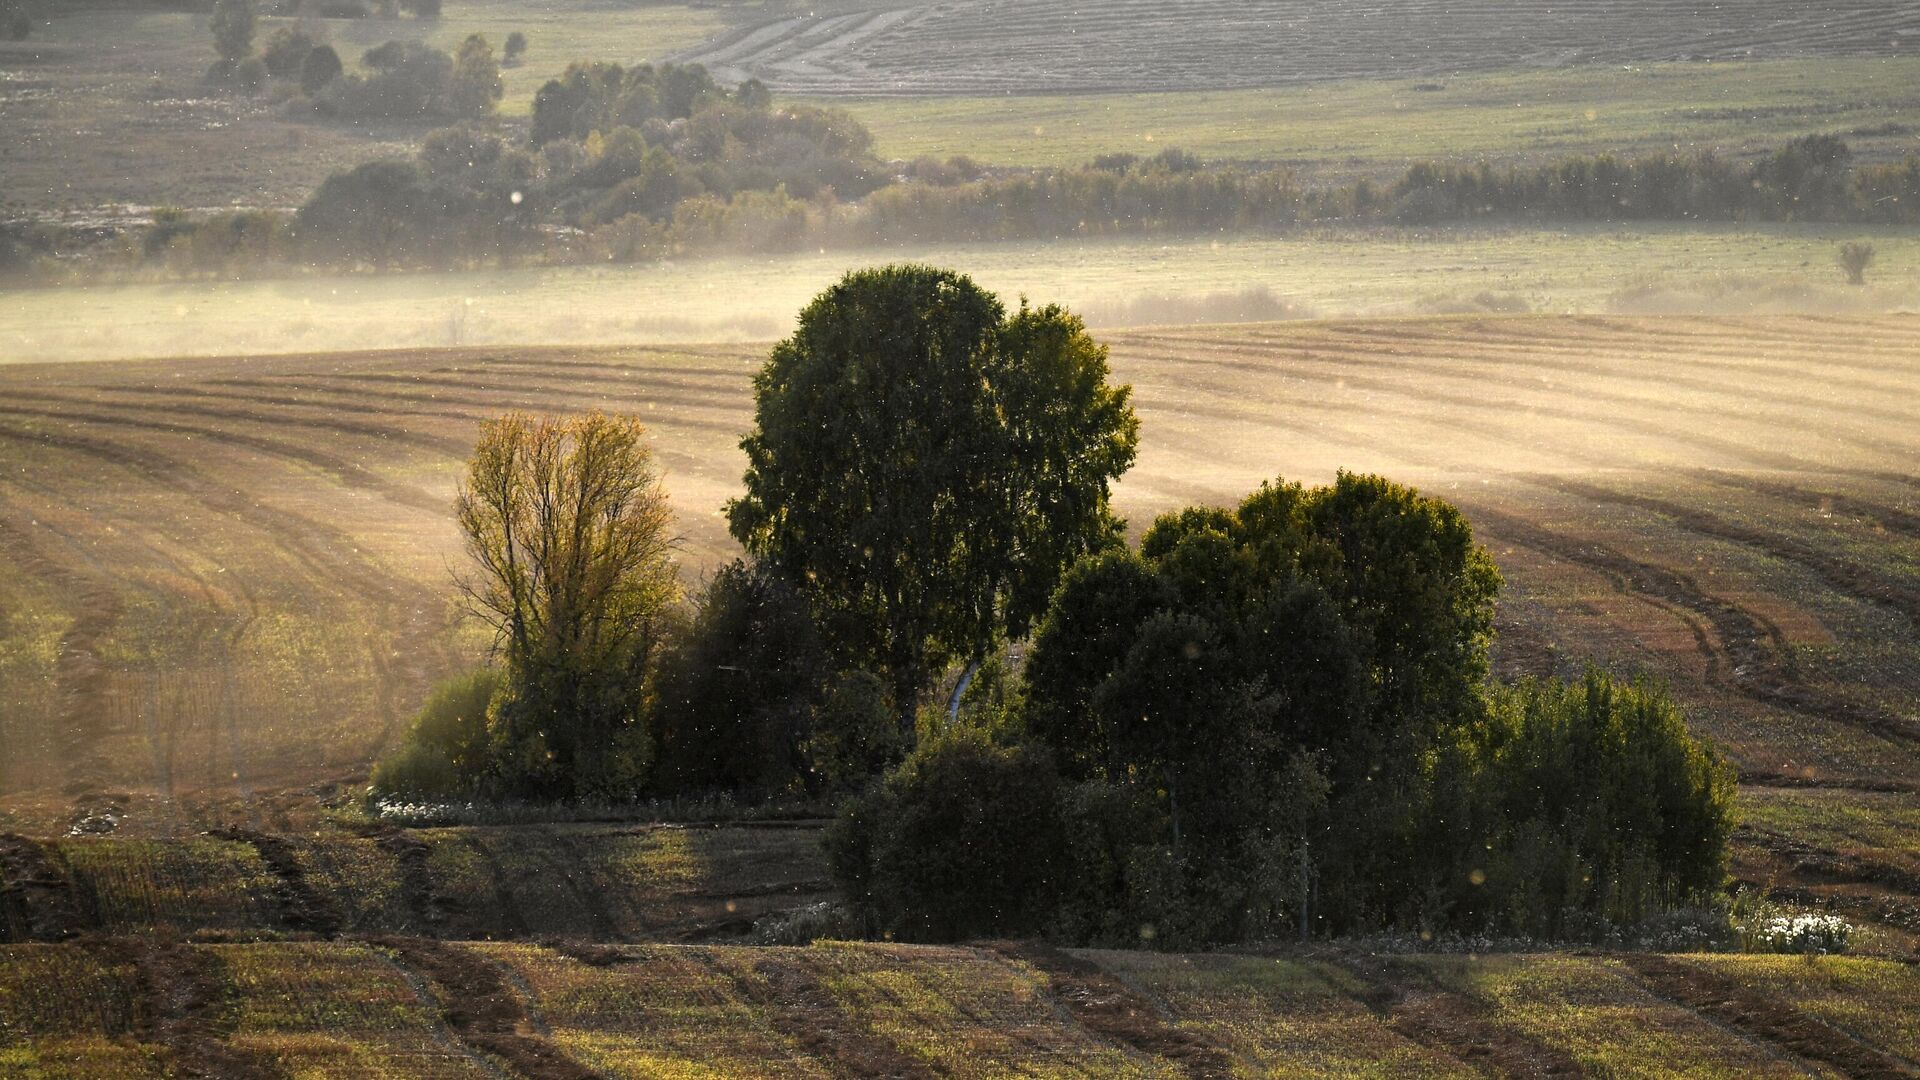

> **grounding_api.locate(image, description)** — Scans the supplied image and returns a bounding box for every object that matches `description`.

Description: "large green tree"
[728,265,1138,738]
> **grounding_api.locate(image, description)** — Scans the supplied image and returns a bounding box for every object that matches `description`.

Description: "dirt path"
[1622,954,1918,1079]
[210,827,343,937]
[374,936,602,1080]
[719,948,941,1079]
[0,512,126,794]
[129,939,291,1079]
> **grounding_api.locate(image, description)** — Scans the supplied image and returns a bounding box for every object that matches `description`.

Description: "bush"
[369,742,460,798]
[262,24,324,77]
[804,670,905,794]
[233,55,268,92]
[1837,240,1875,285]
[370,668,500,797]
[503,30,526,65]
[826,730,1065,941]
[648,560,826,797]
[299,44,342,94]
[1458,670,1736,936]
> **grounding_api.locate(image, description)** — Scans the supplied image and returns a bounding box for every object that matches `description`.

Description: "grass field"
[4,223,1916,365]
[7,4,1920,218]
[832,57,1920,173]
[680,0,1920,96]
[4,938,1919,1076]
[2,310,1919,952]
[0,0,727,217]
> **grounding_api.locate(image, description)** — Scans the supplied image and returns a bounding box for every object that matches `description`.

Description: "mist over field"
[4,0,1920,1074]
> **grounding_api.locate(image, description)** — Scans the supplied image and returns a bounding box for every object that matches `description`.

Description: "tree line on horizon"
[3,51,1914,285]
[371,264,1735,948]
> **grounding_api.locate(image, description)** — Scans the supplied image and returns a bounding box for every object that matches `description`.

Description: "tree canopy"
[455,412,679,798]
[727,265,1139,737]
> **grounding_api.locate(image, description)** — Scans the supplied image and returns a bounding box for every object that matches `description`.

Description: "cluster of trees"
[287,63,882,270]
[305,34,502,119]
[833,478,1731,945]
[376,265,1734,945]
[204,0,501,116]
[843,136,1920,247]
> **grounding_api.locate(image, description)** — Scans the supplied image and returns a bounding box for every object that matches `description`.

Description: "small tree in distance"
[728,265,1140,741]
[1837,240,1875,285]
[210,0,256,64]
[503,30,527,66]
[448,33,502,118]
[456,412,679,798]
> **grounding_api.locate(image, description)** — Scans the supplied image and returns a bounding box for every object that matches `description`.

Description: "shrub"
[648,560,826,796]
[1459,671,1736,936]
[233,55,268,92]
[262,24,323,77]
[299,44,342,94]
[1837,240,1875,285]
[503,31,526,65]
[369,742,460,798]
[804,670,904,794]
[370,668,500,797]
[210,0,256,62]
[826,730,1065,941]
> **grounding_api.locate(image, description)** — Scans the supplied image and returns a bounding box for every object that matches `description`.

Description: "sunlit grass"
[57,837,280,934]
[833,58,1920,172]
[1678,955,1920,1060]
[1086,951,1471,1078]
[1414,954,1813,1078]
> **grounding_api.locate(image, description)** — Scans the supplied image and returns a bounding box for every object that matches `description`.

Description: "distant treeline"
[4,73,1916,284]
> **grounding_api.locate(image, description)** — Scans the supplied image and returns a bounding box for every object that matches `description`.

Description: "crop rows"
[5,941,1920,1076]
[0,825,829,943]
[2,314,1917,934]
[677,0,1920,95]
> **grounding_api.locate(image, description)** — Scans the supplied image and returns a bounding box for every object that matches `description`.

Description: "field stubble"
[2,310,1919,946]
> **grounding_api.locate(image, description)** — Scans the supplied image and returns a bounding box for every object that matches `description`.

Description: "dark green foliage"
[728,265,1139,739]
[531,62,721,145]
[210,0,255,62]
[826,731,1065,941]
[295,160,439,269]
[296,129,538,270]
[804,671,906,794]
[261,24,322,77]
[299,44,342,94]
[502,30,526,65]
[649,561,827,797]
[447,32,501,118]
[915,472,1726,945]
[233,54,267,91]
[371,668,501,798]
[312,41,454,119]
[1446,672,1737,936]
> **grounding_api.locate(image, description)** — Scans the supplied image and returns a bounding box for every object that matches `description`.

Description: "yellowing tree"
[457,412,678,798]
